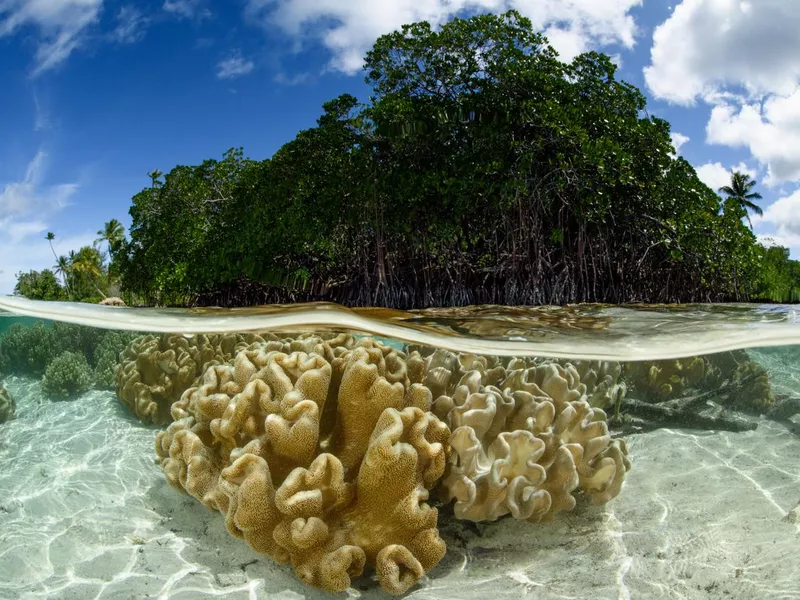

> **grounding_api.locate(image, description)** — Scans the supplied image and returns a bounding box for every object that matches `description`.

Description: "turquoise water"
[0,314,39,337]
[0,301,799,599]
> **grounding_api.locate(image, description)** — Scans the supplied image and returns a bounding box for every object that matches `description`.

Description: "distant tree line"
[13,224,123,303]
[12,12,800,307]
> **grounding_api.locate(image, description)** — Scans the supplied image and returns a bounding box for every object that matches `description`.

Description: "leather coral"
[155,338,450,595]
[427,354,630,523]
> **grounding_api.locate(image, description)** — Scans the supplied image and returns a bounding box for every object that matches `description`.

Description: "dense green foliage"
[754,246,800,303]
[17,240,116,303]
[14,269,66,301]
[14,12,800,307]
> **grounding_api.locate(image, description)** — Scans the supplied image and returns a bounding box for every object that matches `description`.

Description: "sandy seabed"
[1,376,799,600]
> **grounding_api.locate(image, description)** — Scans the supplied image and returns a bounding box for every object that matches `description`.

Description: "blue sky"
[1,0,798,294]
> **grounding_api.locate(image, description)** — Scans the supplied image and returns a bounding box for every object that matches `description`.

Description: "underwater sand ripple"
[1,376,799,599]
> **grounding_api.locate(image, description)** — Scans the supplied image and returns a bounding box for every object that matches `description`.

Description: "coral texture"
[625,356,712,401]
[92,331,139,390]
[42,351,93,400]
[624,350,773,411]
[0,384,14,423]
[115,332,269,424]
[571,360,627,410]
[155,338,450,594]
[422,350,630,523]
[0,322,56,376]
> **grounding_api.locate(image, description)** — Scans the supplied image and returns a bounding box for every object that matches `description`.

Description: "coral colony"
[116,333,631,594]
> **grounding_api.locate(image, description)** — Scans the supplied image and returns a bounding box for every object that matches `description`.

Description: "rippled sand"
[1,372,798,600]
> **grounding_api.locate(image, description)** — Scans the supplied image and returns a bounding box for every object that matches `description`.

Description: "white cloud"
[756,232,800,262]
[274,71,311,85]
[0,0,103,75]
[670,132,689,155]
[644,1,800,185]
[163,0,210,20]
[0,152,85,294]
[645,0,800,105]
[32,90,51,131]
[0,152,78,219]
[695,161,756,193]
[216,54,255,79]
[755,188,800,237]
[245,0,642,74]
[112,6,148,44]
[705,90,800,186]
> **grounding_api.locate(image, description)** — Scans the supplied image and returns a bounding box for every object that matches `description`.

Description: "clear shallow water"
[0,299,799,600]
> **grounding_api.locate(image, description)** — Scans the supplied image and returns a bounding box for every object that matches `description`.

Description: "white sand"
[1,377,799,600]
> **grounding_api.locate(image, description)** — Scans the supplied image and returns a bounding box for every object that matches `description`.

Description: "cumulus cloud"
[644,0,800,185]
[645,0,800,105]
[216,54,255,79]
[245,0,642,74]
[0,152,84,294]
[752,189,800,258]
[705,90,800,185]
[695,161,756,193]
[754,188,800,238]
[670,132,689,155]
[0,0,103,75]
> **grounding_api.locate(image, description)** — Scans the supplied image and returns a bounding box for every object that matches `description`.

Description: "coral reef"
[0,322,139,399]
[155,337,449,594]
[92,331,139,390]
[423,352,630,523]
[42,351,93,400]
[406,348,627,411]
[116,332,357,425]
[0,384,14,423]
[0,322,57,376]
[624,356,713,402]
[116,333,258,424]
[624,350,773,412]
[570,360,627,410]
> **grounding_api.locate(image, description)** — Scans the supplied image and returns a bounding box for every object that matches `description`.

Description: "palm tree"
[718,171,763,229]
[45,232,72,298]
[53,255,72,298]
[95,219,125,253]
[45,232,57,262]
[70,248,107,299]
[148,169,163,188]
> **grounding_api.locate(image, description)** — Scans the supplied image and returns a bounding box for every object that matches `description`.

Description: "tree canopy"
[15,11,800,307]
